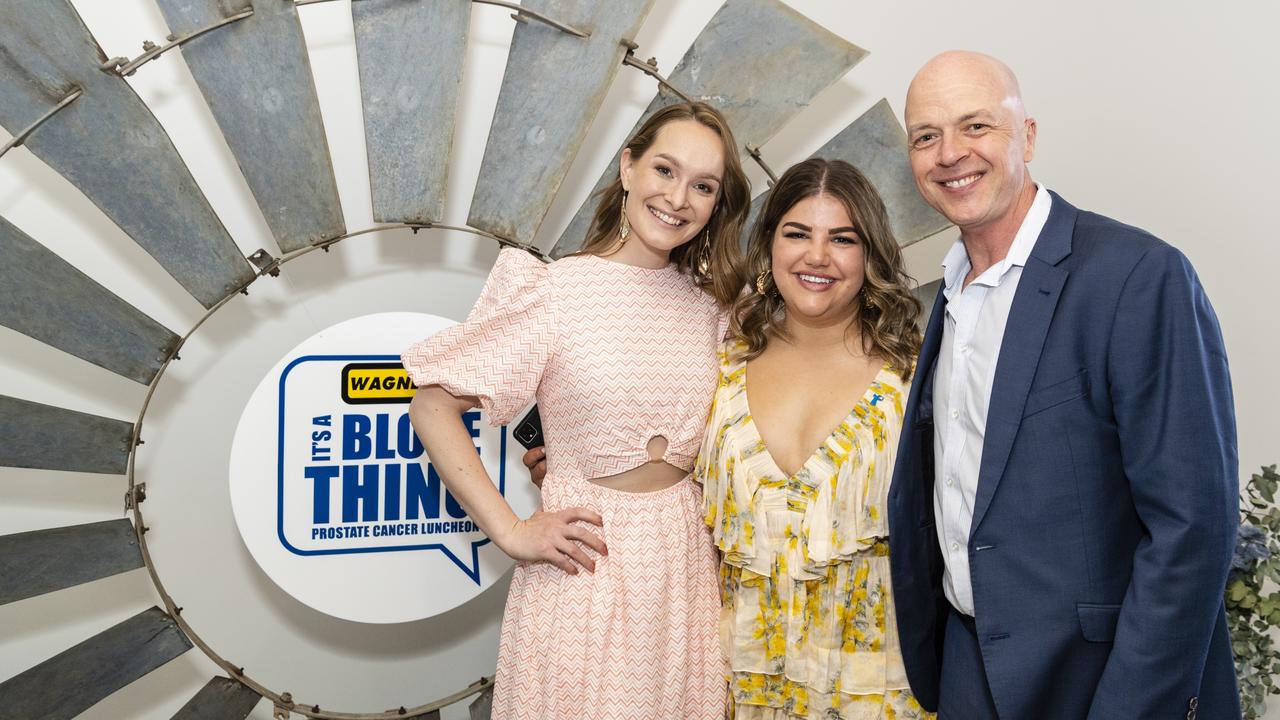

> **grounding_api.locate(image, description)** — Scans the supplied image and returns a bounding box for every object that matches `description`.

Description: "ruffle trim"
[728,674,931,720]
[697,341,905,579]
[718,552,907,692]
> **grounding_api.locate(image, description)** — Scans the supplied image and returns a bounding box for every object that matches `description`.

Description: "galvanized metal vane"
[468,0,655,243]
[739,99,951,249]
[0,0,254,308]
[0,216,179,385]
[0,606,192,720]
[353,0,471,225]
[0,519,143,606]
[468,687,495,720]
[154,0,346,253]
[172,676,263,720]
[551,0,867,257]
[0,395,133,474]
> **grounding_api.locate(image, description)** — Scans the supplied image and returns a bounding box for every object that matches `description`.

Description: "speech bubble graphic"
[230,313,537,622]
[275,354,504,584]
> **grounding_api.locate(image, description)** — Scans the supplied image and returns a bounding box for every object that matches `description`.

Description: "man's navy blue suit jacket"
[887,191,1240,719]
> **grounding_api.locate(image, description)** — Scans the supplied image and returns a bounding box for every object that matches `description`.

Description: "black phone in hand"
[513,405,543,450]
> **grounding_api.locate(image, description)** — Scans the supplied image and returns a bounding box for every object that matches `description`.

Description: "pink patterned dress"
[402,248,728,720]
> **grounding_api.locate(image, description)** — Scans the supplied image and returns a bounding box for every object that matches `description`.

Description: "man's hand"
[522,446,547,488]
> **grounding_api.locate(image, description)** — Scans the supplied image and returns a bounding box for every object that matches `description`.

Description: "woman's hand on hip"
[497,508,607,574]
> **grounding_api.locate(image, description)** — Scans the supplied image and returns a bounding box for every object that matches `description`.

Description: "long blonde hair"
[579,102,750,308]
[731,158,922,379]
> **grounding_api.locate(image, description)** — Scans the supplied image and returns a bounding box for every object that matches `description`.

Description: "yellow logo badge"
[341,362,416,404]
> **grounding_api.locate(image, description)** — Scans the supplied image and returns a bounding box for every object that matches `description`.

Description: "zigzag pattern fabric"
[402,249,725,477]
[496,474,725,719]
[403,248,730,718]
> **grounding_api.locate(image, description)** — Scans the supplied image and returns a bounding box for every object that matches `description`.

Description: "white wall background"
[1,1,1276,718]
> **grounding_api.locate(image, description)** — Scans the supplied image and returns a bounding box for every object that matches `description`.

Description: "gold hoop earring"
[618,191,631,243]
[696,227,712,277]
[755,269,771,295]
[863,291,875,311]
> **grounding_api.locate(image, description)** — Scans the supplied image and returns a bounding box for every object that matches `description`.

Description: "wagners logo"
[341,362,415,404]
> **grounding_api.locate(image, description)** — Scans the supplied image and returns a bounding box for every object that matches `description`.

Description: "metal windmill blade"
[0,607,192,720]
[0,0,254,308]
[153,0,346,252]
[468,686,494,720]
[353,0,471,225]
[171,676,262,719]
[0,520,143,606]
[0,216,179,385]
[468,0,656,244]
[551,0,867,257]
[0,395,132,474]
[739,99,950,249]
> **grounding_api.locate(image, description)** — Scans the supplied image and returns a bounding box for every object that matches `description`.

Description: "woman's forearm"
[408,386,519,547]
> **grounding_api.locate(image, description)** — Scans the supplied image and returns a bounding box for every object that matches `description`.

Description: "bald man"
[886,52,1240,719]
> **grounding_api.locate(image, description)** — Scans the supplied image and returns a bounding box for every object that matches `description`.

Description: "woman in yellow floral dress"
[696,158,931,720]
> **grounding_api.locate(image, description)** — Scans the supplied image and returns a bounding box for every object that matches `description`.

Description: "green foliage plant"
[1228,465,1280,719]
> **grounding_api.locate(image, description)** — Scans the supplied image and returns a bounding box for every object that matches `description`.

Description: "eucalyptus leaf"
[1231,465,1280,719]
[1231,580,1249,602]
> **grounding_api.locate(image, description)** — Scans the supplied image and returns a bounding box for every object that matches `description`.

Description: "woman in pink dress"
[403,102,751,719]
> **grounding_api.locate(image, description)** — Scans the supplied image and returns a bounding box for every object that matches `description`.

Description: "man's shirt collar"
[941,182,1051,300]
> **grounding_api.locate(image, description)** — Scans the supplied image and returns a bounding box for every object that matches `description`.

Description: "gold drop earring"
[755,269,771,295]
[696,227,712,277]
[618,191,631,243]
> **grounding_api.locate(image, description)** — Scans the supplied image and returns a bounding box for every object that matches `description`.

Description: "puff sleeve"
[401,249,556,426]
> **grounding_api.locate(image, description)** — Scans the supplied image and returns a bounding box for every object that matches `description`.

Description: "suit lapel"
[970,193,1077,533]
[913,285,947,425]
[892,282,945,509]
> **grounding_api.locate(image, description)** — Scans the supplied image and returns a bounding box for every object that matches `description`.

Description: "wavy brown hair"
[730,158,922,379]
[578,102,750,308]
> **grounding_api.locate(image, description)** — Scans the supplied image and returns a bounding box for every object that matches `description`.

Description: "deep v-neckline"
[741,356,889,480]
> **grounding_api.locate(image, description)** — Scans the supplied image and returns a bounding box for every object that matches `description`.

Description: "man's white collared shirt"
[932,184,1051,617]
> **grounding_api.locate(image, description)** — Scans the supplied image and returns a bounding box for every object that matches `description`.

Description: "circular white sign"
[229,312,536,623]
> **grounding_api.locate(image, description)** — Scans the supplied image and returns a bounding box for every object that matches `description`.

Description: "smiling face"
[771,193,866,329]
[905,52,1037,240]
[617,119,725,265]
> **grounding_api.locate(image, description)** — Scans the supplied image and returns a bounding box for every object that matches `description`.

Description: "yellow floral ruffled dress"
[695,340,932,720]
